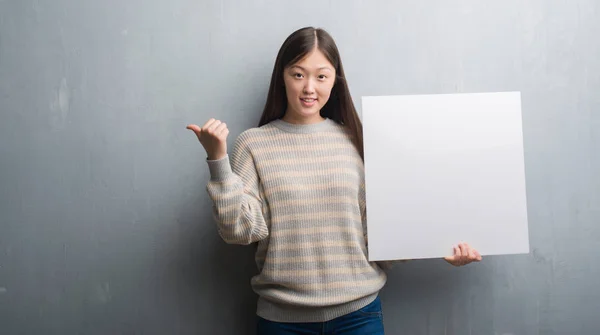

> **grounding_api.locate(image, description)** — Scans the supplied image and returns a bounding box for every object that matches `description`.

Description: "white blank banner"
[361,92,530,261]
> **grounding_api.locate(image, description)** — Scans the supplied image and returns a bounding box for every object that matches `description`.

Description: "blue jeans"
[256,296,385,335]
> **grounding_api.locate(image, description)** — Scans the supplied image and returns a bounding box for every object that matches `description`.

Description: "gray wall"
[1,0,598,334]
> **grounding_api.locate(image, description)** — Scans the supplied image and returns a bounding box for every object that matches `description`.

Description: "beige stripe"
[213,187,262,202]
[294,277,384,290]
[208,178,237,186]
[216,207,265,227]
[218,205,360,225]
[272,225,363,237]
[214,191,239,201]
[217,201,260,215]
[254,276,384,291]
[269,196,357,211]
[258,154,363,170]
[265,167,359,181]
[256,245,366,263]
[216,203,241,217]
[269,240,365,252]
[273,211,362,224]
[263,266,377,277]
[253,143,352,155]
[265,181,358,197]
[242,131,351,145]
[261,254,367,264]
[237,170,259,186]
[214,195,358,214]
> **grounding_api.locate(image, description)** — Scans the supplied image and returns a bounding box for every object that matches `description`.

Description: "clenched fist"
[186,118,229,160]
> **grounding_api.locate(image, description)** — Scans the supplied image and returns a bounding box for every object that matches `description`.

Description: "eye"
[318,74,327,80]
[293,73,303,79]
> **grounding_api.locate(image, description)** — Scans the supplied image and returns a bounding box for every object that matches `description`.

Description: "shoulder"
[236,122,277,141]
[231,122,279,152]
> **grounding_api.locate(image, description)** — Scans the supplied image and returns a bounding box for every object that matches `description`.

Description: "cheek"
[284,81,301,98]
[318,83,334,101]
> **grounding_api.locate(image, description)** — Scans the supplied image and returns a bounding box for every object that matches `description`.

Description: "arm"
[205,136,269,245]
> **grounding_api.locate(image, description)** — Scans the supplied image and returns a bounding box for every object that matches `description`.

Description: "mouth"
[300,97,317,107]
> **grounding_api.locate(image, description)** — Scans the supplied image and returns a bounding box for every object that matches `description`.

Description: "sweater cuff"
[206,155,233,181]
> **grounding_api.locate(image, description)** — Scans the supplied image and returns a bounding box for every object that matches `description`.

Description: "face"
[282,48,336,124]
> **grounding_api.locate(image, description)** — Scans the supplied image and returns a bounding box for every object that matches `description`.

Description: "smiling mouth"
[301,98,316,102]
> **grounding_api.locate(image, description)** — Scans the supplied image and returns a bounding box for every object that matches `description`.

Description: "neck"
[281,111,325,125]
[271,116,335,134]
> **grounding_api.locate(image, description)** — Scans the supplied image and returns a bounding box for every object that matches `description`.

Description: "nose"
[303,79,315,94]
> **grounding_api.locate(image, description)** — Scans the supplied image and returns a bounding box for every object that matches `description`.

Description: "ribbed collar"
[270,117,338,134]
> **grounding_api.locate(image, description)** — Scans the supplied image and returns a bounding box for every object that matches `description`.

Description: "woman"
[187,26,481,335]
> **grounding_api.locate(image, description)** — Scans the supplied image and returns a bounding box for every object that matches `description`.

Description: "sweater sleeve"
[205,135,269,245]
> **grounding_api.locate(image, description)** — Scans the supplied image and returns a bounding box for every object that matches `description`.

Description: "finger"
[202,118,216,129]
[463,243,472,265]
[206,120,222,133]
[187,123,201,131]
[462,243,477,262]
[474,249,482,261]
[459,243,467,256]
[453,245,462,266]
[464,244,472,264]
[471,251,478,261]
[220,127,230,140]
[215,122,228,136]
[186,124,202,139]
[201,119,217,133]
[454,245,462,258]
[467,245,476,260]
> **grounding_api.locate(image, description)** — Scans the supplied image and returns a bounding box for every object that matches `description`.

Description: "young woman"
[187,26,481,335]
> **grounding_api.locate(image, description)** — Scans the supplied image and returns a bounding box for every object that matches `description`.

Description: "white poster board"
[361,92,530,261]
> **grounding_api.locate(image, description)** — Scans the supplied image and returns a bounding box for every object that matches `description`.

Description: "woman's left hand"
[444,242,482,266]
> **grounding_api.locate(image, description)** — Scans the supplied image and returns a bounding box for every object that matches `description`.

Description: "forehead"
[290,48,334,70]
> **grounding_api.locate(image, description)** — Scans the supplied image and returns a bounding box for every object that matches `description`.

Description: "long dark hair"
[258,27,364,161]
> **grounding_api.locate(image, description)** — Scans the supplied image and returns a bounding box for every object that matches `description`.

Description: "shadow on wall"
[380,255,503,335]
[174,188,259,335]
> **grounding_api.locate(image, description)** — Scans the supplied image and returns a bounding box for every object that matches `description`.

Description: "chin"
[299,110,323,119]
[284,100,325,123]
[291,104,318,116]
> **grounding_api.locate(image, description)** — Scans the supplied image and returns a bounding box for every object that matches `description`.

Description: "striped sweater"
[205,117,388,322]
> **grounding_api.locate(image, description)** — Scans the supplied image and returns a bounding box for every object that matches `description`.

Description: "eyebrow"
[289,65,333,72]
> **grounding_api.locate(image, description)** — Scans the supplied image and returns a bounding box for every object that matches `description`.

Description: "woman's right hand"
[186,118,229,160]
